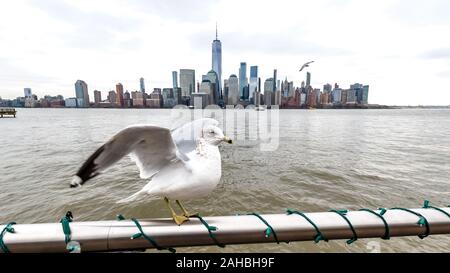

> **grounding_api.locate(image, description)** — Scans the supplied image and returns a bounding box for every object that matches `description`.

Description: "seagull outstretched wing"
[299,61,314,71]
[71,125,181,187]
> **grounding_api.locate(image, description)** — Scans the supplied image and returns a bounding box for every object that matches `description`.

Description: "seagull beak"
[223,136,233,144]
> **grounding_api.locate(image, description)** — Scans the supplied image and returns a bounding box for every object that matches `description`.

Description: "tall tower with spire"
[212,23,222,99]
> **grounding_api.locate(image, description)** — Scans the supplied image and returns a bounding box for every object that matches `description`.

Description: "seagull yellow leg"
[176,200,198,217]
[164,197,188,225]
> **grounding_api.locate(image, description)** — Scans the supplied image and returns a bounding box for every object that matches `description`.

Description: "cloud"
[189,29,352,58]
[127,0,219,23]
[29,0,142,50]
[388,0,450,27]
[436,70,450,78]
[420,48,450,60]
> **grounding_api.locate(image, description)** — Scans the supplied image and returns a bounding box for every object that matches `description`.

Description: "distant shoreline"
[3,105,449,110]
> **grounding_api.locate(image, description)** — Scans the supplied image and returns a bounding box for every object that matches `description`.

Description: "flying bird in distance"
[299,61,314,72]
[70,118,233,225]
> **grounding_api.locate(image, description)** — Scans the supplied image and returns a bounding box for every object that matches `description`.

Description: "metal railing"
[1,204,450,253]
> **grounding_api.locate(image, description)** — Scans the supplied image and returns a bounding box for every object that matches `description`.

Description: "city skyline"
[1,0,450,105]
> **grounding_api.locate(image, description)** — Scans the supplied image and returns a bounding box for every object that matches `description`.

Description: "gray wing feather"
[72,125,179,186]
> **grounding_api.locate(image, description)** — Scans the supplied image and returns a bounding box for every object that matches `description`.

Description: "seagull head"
[202,125,232,145]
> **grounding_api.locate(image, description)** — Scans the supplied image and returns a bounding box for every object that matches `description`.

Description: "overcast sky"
[1,0,450,105]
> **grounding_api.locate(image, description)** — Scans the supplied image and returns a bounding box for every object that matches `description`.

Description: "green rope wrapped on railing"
[0,222,16,253]
[359,208,390,240]
[329,209,358,244]
[130,218,176,253]
[286,209,328,243]
[423,200,450,218]
[248,213,280,244]
[60,211,73,245]
[190,214,226,248]
[390,207,430,239]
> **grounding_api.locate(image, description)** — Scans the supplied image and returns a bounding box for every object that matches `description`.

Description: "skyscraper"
[212,24,222,94]
[206,70,220,104]
[24,88,32,98]
[306,72,311,87]
[273,69,277,92]
[116,83,124,107]
[93,90,102,104]
[74,80,90,108]
[180,69,196,97]
[239,62,247,99]
[199,79,214,105]
[227,74,239,106]
[264,78,274,106]
[108,90,117,105]
[249,66,258,101]
[172,71,178,89]
[140,78,145,92]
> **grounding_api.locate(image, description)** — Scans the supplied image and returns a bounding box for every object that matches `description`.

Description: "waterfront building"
[123,91,132,108]
[332,88,342,104]
[239,62,247,99]
[191,93,210,109]
[211,24,222,94]
[140,78,145,92]
[227,74,239,106]
[65,98,78,108]
[346,89,357,104]
[180,96,191,106]
[205,70,220,104]
[24,88,32,98]
[264,78,274,106]
[162,88,176,108]
[74,80,90,108]
[361,85,369,104]
[24,97,37,108]
[116,83,124,107]
[93,90,102,104]
[341,89,348,104]
[132,91,145,107]
[350,83,369,104]
[300,93,307,106]
[108,90,117,105]
[180,69,196,97]
[172,71,178,89]
[273,69,277,92]
[281,78,289,98]
[249,66,258,101]
[307,88,317,108]
[147,91,163,108]
[199,80,215,105]
[274,90,282,106]
[320,92,329,105]
[253,91,261,106]
[173,87,182,105]
[223,79,229,105]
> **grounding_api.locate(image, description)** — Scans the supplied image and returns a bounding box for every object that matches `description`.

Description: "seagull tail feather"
[117,190,146,204]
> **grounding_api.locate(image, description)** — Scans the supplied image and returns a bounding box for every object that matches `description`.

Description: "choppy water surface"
[1,108,449,252]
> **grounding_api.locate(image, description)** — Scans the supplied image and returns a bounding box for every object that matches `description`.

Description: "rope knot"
[378,208,387,215]
[265,228,273,238]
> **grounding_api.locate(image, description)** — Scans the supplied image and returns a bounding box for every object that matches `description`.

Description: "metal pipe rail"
[2,207,450,253]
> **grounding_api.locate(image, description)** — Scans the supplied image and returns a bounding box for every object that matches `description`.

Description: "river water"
[1,108,449,252]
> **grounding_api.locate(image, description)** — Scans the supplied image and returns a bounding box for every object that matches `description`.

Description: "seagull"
[70,118,232,225]
[299,61,314,72]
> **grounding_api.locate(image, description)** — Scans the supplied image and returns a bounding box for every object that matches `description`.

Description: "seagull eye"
[210,130,215,134]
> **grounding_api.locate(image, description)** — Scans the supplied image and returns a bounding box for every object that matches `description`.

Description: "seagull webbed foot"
[172,214,189,226]
[176,200,198,218]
